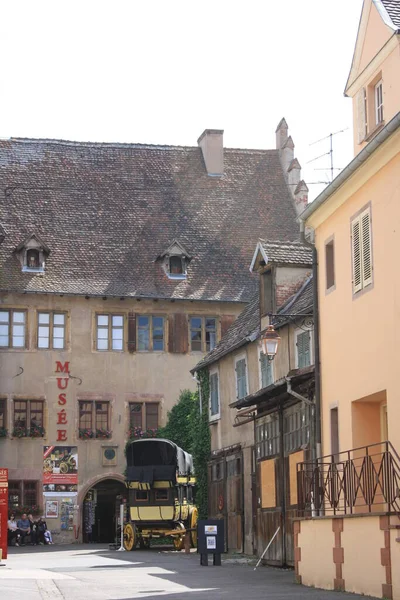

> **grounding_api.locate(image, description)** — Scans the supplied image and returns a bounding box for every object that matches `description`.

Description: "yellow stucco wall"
[307,136,400,458]
[341,516,384,598]
[298,519,335,589]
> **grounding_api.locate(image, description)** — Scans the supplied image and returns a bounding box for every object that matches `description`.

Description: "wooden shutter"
[221,315,236,339]
[127,312,136,353]
[297,332,310,368]
[168,313,188,353]
[361,208,372,288]
[351,217,362,293]
[236,359,247,399]
[357,88,367,143]
[210,373,219,416]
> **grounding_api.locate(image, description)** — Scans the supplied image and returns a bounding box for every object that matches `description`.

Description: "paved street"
[0,544,378,600]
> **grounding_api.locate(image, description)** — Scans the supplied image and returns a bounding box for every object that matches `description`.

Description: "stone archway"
[77,473,126,543]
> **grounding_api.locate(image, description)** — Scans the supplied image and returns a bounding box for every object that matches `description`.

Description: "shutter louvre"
[127,312,136,353]
[361,209,372,287]
[352,218,362,293]
[297,332,311,368]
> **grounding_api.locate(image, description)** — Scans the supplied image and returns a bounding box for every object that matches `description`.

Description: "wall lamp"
[260,312,314,361]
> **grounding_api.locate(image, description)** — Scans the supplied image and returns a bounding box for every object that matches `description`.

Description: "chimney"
[287,158,301,191]
[280,136,294,174]
[275,118,288,150]
[198,129,224,177]
[294,180,309,215]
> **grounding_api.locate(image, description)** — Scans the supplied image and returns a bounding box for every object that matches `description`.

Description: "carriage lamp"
[260,324,281,361]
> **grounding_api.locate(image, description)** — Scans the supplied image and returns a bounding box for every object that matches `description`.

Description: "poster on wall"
[43,446,78,494]
[45,500,59,519]
[0,468,8,560]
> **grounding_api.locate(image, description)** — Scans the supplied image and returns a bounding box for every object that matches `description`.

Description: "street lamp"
[260,324,281,361]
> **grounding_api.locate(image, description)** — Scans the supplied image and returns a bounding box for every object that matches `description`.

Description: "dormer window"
[157,239,192,281]
[15,233,50,273]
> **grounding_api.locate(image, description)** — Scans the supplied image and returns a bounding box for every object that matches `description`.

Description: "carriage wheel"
[123,523,137,551]
[189,507,198,548]
[173,523,185,551]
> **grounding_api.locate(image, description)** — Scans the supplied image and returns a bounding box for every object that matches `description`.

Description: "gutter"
[300,111,400,223]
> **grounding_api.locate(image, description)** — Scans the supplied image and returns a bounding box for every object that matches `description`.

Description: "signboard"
[204,525,218,534]
[0,468,8,560]
[206,536,217,550]
[45,500,59,519]
[43,446,78,493]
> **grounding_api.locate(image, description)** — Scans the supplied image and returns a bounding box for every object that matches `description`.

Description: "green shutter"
[236,358,247,399]
[297,332,310,368]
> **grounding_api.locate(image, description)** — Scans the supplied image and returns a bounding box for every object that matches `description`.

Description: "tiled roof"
[273,276,313,329]
[0,138,300,301]
[381,0,400,28]
[258,239,313,265]
[192,274,314,372]
[192,293,260,372]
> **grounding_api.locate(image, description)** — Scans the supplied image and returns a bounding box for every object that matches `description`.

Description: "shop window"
[137,315,165,351]
[8,480,38,512]
[0,310,26,349]
[190,316,217,352]
[38,312,66,349]
[96,314,124,351]
[13,400,44,437]
[78,400,111,439]
[129,402,159,434]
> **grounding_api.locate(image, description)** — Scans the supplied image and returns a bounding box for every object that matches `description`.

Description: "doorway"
[83,479,127,543]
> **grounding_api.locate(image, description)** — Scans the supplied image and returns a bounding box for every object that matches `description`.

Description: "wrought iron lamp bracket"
[268,313,314,333]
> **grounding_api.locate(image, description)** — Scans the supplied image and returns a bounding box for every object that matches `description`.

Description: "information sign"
[0,468,8,560]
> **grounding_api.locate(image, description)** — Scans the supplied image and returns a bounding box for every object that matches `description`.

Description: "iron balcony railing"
[297,441,400,517]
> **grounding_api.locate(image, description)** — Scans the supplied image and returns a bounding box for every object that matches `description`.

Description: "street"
[0,545,378,600]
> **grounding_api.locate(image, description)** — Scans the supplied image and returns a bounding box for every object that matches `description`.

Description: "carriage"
[123,438,198,550]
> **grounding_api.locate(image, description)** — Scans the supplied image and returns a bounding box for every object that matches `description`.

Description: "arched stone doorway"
[81,476,127,544]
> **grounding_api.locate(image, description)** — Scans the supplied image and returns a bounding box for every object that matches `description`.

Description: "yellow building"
[297,1,400,598]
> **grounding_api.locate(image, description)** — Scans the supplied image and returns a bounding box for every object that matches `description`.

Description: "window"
[235,355,248,400]
[296,330,311,369]
[325,239,335,291]
[0,310,26,348]
[38,312,66,349]
[0,399,6,432]
[135,490,149,502]
[169,256,183,275]
[137,315,165,351]
[261,270,273,316]
[283,404,312,454]
[96,314,124,351]
[8,481,38,511]
[256,416,280,459]
[13,400,44,437]
[190,316,217,352]
[155,489,169,501]
[27,249,40,268]
[351,206,372,294]
[375,80,383,125]
[78,400,110,438]
[259,351,273,389]
[129,402,159,433]
[209,371,220,420]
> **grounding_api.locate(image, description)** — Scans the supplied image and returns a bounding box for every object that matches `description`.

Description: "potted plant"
[96,428,111,439]
[0,427,7,438]
[79,428,94,440]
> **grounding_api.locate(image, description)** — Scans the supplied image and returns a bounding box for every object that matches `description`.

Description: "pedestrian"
[16,513,31,546]
[7,514,21,546]
[37,516,53,544]
[28,513,38,545]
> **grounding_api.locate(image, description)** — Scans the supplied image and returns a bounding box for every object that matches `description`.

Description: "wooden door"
[226,453,243,552]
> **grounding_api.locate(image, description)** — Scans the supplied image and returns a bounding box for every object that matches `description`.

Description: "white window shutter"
[361,208,372,287]
[352,217,362,293]
[357,88,367,143]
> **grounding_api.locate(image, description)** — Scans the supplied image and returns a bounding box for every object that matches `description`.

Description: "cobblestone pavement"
[0,544,378,600]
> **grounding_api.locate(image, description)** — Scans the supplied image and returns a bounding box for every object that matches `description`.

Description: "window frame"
[325,236,335,293]
[8,480,38,511]
[374,80,383,126]
[209,368,220,422]
[95,313,124,352]
[259,348,274,390]
[13,399,44,437]
[0,309,27,349]
[137,315,165,352]
[235,352,249,401]
[78,400,111,438]
[295,329,313,369]
[351,205,373,296]
[37,311,67,350]
[189,316,218,353]
[128,402,159,433]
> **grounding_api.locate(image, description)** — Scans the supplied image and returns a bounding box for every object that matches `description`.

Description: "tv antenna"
[307,128,348,183]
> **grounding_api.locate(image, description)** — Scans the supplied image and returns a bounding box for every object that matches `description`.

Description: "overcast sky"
[1,0,364,200]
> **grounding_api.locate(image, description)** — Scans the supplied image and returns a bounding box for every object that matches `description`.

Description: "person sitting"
[17,513,31,546]
[37,517,53,544]
[7,514,21,546]
[28,513,38,545]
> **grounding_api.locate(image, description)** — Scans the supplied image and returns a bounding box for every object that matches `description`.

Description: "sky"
[0,0,364,200]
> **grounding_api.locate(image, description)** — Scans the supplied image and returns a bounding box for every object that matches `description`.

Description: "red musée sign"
[0,468,8,560]
[55,361,70,441]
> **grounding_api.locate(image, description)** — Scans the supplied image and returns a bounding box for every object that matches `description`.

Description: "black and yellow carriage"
[123,438,198,550]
